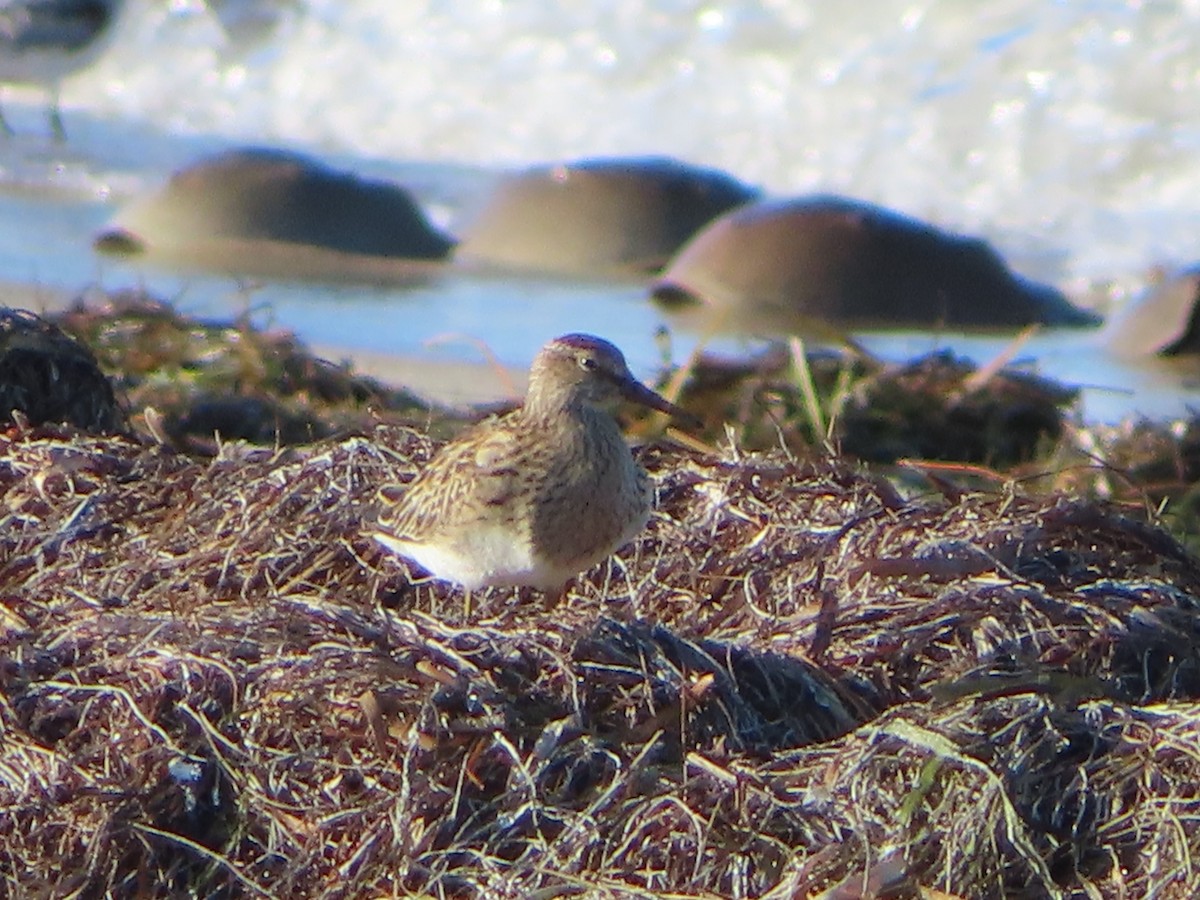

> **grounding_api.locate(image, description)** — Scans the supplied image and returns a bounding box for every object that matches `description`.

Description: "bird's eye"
[578,355,597,370]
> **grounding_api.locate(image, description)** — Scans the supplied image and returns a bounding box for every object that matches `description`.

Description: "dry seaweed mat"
[4,421,1200,898]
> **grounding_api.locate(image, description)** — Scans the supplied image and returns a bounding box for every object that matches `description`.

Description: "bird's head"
[527,333,693,422]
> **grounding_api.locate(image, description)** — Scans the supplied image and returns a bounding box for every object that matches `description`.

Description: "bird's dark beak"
[620,377,701,428]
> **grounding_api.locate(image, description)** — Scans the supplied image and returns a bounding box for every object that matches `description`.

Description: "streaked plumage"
[373,333,693,596]
[0,0,124,138]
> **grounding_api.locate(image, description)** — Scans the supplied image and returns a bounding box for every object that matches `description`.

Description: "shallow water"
[2,0,1200,422]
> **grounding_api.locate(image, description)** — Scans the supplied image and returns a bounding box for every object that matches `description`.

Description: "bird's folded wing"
[378,427,526,538]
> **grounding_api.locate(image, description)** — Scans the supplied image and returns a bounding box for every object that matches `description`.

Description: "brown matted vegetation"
[4,296,1200,897]
[4,418,1200,897]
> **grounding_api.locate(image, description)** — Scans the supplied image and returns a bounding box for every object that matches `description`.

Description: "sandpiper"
[0,0,124,139]
[372,334,694,609]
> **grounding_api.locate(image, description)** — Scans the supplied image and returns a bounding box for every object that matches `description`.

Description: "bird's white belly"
[373,525,571,592]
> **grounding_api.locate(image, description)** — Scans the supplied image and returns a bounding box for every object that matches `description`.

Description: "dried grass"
[4,416,1200,897]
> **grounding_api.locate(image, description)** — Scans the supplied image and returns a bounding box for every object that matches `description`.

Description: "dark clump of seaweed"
[836,350,1075,466]
[0,306,125,432]
[670,341,1076,469]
